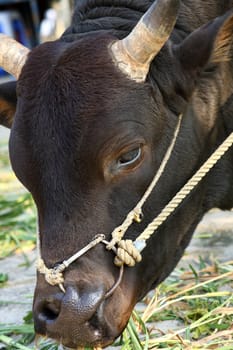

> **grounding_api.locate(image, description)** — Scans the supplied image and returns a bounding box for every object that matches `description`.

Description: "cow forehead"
[17,34,155,149]
[21,33,145,98]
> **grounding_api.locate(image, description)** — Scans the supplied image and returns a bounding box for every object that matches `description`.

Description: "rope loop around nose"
[36,234,126,296]
[37,234,106,293]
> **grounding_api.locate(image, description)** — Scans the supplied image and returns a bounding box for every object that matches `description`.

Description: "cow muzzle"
[33,274,130,348]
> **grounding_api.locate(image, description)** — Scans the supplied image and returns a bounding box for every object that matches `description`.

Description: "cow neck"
[36,115,233,294]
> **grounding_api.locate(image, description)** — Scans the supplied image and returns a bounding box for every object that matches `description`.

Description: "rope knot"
[114,239,142,267]
[133,208,143,223]
[37,258,65,292]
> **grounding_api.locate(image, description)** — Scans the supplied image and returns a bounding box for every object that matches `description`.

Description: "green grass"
[0,193,36,259]
[0,134,233,350]
[0,135,37,259]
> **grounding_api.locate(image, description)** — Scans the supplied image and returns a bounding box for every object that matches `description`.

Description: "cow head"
[1,0,233,347]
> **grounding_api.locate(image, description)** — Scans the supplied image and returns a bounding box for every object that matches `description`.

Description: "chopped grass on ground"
[118,258,233,349]
[0,193,36,258]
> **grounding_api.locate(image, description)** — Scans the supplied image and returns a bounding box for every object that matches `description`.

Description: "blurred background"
[0,0,74,78]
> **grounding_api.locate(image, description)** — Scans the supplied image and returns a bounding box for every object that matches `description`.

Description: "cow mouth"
[58,330,117,349]
[35,306,123,349]
[33,281,131,349]
[35,329,115,349]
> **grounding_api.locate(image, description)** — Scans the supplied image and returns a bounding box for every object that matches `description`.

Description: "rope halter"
[37,234,124,294]
[37,113,233,293]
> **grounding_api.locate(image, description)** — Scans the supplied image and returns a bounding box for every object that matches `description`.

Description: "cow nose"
[33,282,106,345]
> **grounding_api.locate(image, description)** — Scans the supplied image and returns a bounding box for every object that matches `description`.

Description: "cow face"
[11,34,202,347]
[9,35,165,347]
[1,0,233,347]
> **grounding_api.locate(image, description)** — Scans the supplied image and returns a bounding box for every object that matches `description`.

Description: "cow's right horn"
[111,0,180,82]
[0,34,30,79]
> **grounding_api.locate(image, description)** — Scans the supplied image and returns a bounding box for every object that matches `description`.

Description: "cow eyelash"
[117,146,142,167]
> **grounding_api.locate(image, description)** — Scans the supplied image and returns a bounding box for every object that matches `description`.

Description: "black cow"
[0,0,233,347]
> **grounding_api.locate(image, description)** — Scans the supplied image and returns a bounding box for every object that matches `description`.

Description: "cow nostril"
[38,300,61,322]
[43,302,60,320]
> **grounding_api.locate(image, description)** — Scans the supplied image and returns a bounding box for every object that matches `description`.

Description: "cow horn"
[0,34,30,79]
[111,0,180,82]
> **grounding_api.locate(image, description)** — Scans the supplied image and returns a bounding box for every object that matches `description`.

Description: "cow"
[0,0,233,347]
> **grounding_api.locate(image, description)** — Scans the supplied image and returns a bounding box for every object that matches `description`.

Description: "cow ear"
[0,81,17,129]
[174,10,233,73]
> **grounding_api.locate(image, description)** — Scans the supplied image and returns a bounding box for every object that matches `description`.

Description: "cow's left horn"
[111,0,180,82]
[0,34,30,79]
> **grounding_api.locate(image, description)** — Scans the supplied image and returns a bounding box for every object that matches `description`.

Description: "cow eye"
[118,147,141,167]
